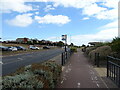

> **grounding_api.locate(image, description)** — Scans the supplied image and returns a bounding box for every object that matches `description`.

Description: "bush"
[85,47,96,55]
[70,47,77,52]
[89,45,112,61]
[2,61,62,88]
[110,37,120,53]
[2,72,44,88]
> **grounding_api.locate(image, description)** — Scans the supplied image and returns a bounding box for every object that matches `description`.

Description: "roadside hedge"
[2,61,62,88]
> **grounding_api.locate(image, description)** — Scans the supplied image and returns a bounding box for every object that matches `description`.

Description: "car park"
[8,46,17,51]
[0,46,11,51]
[29,45,40,50]
[15,46,26,51]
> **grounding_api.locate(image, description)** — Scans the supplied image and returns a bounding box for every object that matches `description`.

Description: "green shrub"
[89,45,112,61]
[2,72,44,88]
[2,61,62,88]
[110,37,120,53]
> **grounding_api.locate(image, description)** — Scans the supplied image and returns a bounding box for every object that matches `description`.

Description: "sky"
[0,0,119,46]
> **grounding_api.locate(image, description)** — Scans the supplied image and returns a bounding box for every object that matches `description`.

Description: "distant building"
[88,42,102,46]
[16,38,30,43]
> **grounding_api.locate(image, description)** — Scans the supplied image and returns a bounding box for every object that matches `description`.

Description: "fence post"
[61,53,64,66]
[95,53,97,65]
[107,56,109,77]
[119,68,120,87]
[64,52,66,64]
[97,53,100,67]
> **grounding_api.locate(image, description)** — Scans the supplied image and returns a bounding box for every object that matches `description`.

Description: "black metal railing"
[61,50,72,66]
[107,56,120,87]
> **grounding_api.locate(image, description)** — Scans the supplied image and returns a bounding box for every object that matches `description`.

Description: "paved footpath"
[57,49,117,88]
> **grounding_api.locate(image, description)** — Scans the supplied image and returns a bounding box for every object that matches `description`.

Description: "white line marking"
[91,77,94,80]
[61,80,63,84]
[96,83,100,87]
[77,83,81,88]
[0,61,3,64]
[17,58,23,60]
[3,58,24,65]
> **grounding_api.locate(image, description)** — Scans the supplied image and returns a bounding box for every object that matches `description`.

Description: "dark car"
[15,46,26,50]
[0,46,11,51]
[43,46,50,49]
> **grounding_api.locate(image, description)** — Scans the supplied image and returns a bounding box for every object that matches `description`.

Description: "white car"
[29,45,40,50]
[8,46,17,51]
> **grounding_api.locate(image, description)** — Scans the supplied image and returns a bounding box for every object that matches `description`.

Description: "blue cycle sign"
[62,35,67,41]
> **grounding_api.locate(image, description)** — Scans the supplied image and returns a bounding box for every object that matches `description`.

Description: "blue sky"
[0,0,118,45]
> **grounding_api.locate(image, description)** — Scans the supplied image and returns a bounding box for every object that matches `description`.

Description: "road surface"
[2,48,63,76]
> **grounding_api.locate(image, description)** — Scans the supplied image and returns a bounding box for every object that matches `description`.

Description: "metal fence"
[61,50,72,66]
[94,53,108,67]
[94,53,100,67]
[107,56,120,87]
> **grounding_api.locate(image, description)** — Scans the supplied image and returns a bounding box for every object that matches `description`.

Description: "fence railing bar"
[107,56,120,61]
[107,56,120,88]
[61,49,73,66]
[108,61,120,68]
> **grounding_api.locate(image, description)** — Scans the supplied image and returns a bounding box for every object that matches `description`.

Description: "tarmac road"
[2,48,64,76]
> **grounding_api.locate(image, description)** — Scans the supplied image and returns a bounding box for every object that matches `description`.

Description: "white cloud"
[0,0,33,13]
[44,5,55,12]
[82,3,107,16]
[71,28,118,46]
[47,27,118,46]
[100,20,118,29]
[71,18,118,46]
[1,0,118,21]
[46,36,61,41]
[95,8,118,20]
[101,0,119,9]
[6,14,33,27]
[35,14,71,25]
[29,0,118,20]
[35,12,39,15]
[82,17,90,20]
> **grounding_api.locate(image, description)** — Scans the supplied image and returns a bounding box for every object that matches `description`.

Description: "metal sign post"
[62,35,67,52]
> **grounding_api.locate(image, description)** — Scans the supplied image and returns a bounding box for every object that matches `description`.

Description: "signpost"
[62,35,67,52]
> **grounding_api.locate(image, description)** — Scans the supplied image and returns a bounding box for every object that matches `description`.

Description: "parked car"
[15,46,26,51]
[43,46,50,49]
[29,45,40,50]
[8,46,17,51]
[0,46,11,51]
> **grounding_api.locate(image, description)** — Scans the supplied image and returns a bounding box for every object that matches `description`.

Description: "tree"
[70,43,74,46]
[27,41,33,45]
[82,44,86,47]
[57,41,64,47]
